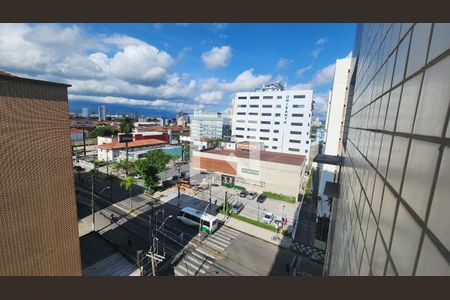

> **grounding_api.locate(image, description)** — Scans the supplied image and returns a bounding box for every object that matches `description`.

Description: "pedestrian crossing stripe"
[185,255,211,270]
[177,259,207,275]
[194,247,215,259]
[209,234,232,243]
[207,235,231,246]
[203,239,226,251]
[189,250,214,264]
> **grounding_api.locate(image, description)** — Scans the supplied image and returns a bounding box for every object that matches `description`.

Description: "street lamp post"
[91,184,111,232]
[157,214,173,257]
[198,203,211,238]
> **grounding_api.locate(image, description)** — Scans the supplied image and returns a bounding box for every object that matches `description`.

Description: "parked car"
[231,202,244,214]
[256,194,267,203]
[247,192,258,200]
[133,174,141,179]
[239,190,249,198]
[263,212,274,224]
[274,215,283,228]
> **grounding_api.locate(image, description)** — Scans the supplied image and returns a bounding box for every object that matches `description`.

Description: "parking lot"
[156,174,300,234]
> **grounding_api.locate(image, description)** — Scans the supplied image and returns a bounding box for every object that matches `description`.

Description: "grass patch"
[217,204,289,235]
[263,191,296,203]
[221,182,246,191]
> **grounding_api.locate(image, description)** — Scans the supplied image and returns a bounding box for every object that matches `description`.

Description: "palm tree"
[119,116,135,134]
[120,175,138,212]
[119,116,135,175]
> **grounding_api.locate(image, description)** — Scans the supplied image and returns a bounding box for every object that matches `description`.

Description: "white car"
[133,174,141,179]
[247,192,258,200]
[263,212,274,224]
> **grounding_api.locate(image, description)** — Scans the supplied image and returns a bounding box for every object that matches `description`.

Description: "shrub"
[263,191,296,203]
[221,182,245,191]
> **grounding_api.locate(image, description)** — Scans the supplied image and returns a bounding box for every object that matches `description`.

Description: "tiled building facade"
[0,73,82,275]
[325,23,450,276]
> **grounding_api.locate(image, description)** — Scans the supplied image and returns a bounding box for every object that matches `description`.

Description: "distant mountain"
[68,101,177,118]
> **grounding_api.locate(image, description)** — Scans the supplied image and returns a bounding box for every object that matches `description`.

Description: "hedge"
[263,191,296,203]
[218,204,288,235]
[221,182,246,191]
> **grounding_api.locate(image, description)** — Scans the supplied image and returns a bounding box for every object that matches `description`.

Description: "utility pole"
[137,250,143,276]
[91,171,95,232]
[106,149,109,175]
[125,140,129,176]
[82,127,87,157]
[177,162,181,207]
[224,191,228,216]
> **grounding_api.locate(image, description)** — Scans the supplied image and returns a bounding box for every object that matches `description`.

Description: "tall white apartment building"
[232,82,313,160]
[190,108,224,141]
[318,56,353,216]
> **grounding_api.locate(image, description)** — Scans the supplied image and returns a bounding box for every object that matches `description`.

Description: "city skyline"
[0,23,356,119]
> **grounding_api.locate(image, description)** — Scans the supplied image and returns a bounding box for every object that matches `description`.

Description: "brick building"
[0,72,81,275]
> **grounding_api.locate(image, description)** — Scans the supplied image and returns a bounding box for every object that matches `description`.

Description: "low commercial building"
[192,145,306,197]
[97,138,167,161]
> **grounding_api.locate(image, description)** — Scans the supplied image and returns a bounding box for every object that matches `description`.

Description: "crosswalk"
[173,226,241,276]
[202,226,241,251]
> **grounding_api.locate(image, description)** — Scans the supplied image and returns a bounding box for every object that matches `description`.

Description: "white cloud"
[176,47,192,61]
[275,58,293,71]
[213,23,228,30]
[316,37,328,46]
[195,91,223,104]
[201,45,232,69]
[108,43,174,84]
[310,63,336,86]
[312,92,330,117]
[311,48,324,59]
[200,69,272,93]
[295,65,312,78]
[289,83,313,90]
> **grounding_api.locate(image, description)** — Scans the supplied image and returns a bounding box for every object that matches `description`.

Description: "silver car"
[247,192,258,200]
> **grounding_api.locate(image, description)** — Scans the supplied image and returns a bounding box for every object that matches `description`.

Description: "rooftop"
[0,70,71,87]
[99,138,166,150]
[202,148,306,166]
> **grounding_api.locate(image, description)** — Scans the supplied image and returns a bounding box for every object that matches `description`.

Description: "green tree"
[209,137,221,148]
[88,125,119,138]
[111,159,135,175]
[134,149,174,192]
[119,116,135,174]
[182,144,190,162]
[120,175,138,211]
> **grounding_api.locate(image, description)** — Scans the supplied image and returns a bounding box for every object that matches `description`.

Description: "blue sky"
[0,23,356,119]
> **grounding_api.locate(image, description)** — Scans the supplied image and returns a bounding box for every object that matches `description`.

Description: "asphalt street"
[76,172,297,276]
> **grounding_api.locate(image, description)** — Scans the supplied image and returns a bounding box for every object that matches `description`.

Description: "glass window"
[237,104,247,108]
[250,96,259,99]
[260,137,269,141]
[263,96,273,100]
[276,104,281,108]
[273,138,278,141]
[274,130,279,133]
[260,129,270,132]
[289,148,300,152]
[261,121,270,124]
[290,131,301,134]
[292,113,304,117]
[249,112,258,116]
[293,104,305,108]
[272,146,277,149]
[274,122,280,125]
[237,112,246,115]
[250,104,259,108]
[289,139,301,143]
[238,96,247,99]
[277,96,282,99]
[293,95,305,99]
[291,122,302,126]
[248,128,256,132]
[261,113,272,116]
[275,113,281,117]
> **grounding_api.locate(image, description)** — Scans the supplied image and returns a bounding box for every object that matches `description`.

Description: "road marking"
[207,236,230,248]
[174,269,185,276]
[194,247,215,259]
[203,239,227,251]
[189,250,214,264]
[185,255,211,270]
[177,259,207,275]
[210,233,232,242]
